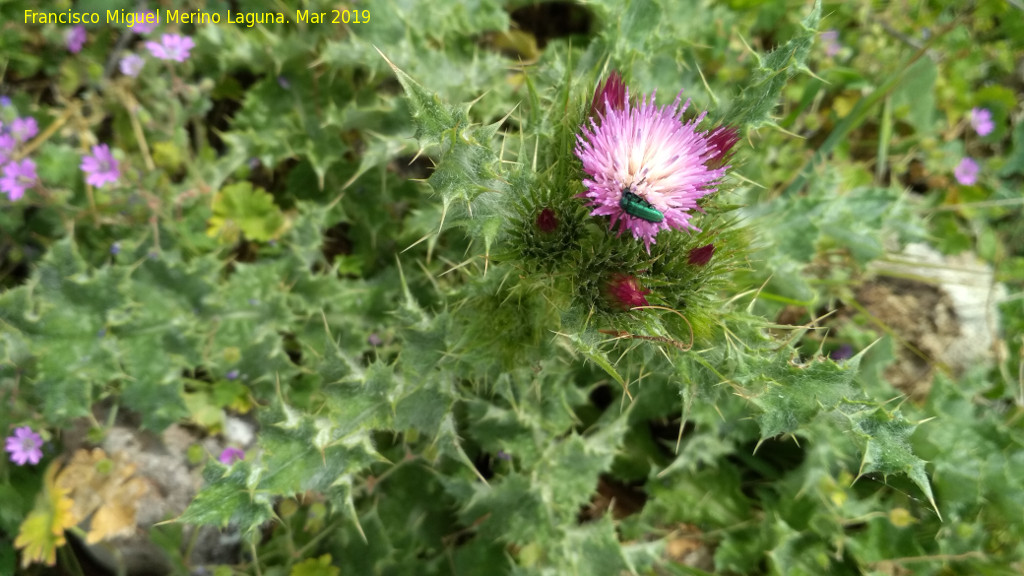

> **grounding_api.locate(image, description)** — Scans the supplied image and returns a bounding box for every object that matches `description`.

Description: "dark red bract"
[688,243,715,266]
[605,273,651,311]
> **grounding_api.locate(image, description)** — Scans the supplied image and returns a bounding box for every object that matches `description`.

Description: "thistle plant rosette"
[575,80,729,252]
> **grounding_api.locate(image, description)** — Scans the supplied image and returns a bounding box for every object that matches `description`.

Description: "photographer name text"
[24,8,370,28]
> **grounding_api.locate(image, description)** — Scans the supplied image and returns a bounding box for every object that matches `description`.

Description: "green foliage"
[3,0,1023,574]
[207,182,288,243]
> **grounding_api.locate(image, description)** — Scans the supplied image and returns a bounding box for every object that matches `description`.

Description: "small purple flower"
[277,76,291,90]
[496,449,512,461]
[10,117,38,143]
[1,158,37,201]
[110,242,121,255]
[829,344,854,361]
[119,54,145,77]
[145,34,195,63]
[969,107,994,137]
[0,96,10,107]
[954,157,979,185]
[226,369,239,380]
[219,447,244,465]
[820,29,841,57]
[575,80,727,251]
[0,133,15,164]
[80,144,121,188]
[66,25,87,53]
[5,426,44,466]
[131,11,158,34]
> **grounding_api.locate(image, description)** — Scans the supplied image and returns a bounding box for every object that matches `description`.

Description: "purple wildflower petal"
[5,426,44,466]
[146,34,195,62]
[119,54,145,77]
[969,107,994,137]
[131,11,158,34]
[66,25,87,53]
[219,447,245,465]
[1,158,38,201]
[11,117,38,143]
[954,157,979,186]
[80,144,121,188]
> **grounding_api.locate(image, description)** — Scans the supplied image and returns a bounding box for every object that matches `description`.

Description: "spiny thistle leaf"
[176,460,274,539]
[729,0,822,129]
[849,407,941,520]
[207,182,288,244]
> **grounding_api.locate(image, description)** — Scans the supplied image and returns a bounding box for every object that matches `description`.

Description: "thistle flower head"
[575,85,727,252]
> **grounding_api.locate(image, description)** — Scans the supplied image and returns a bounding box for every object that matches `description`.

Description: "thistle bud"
[705,125,740,169]
[588,71,627,120]
[535,207,558,233]
[687,243,715,266]
[604,273,651,311]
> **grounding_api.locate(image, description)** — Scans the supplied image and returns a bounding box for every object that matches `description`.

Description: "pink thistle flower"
[1,158,37,201]
[119,54,145,77]
[145,34,195,62]
[66,25,87,53]
[604,273,651,311]
[588,71,627,120]
[575,87,727,252]
[80,144,121,188]
[5,426,44,465]
[219,447,245,465]
[954,157,979,185]
[969,107,994,137]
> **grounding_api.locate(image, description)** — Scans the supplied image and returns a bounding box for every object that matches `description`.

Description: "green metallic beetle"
[619,190,665,223]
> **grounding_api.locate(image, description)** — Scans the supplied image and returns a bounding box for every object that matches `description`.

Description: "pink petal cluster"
[219,447,245,465]
[80,144,121,188]
[66,25,87,53]
[145,34,195,62]
[954,157,979,185]
[969,107,994,137]
[1,116,40,201]
[575,80,730,252]
[1,159,37,201]
[5,426,44,466]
